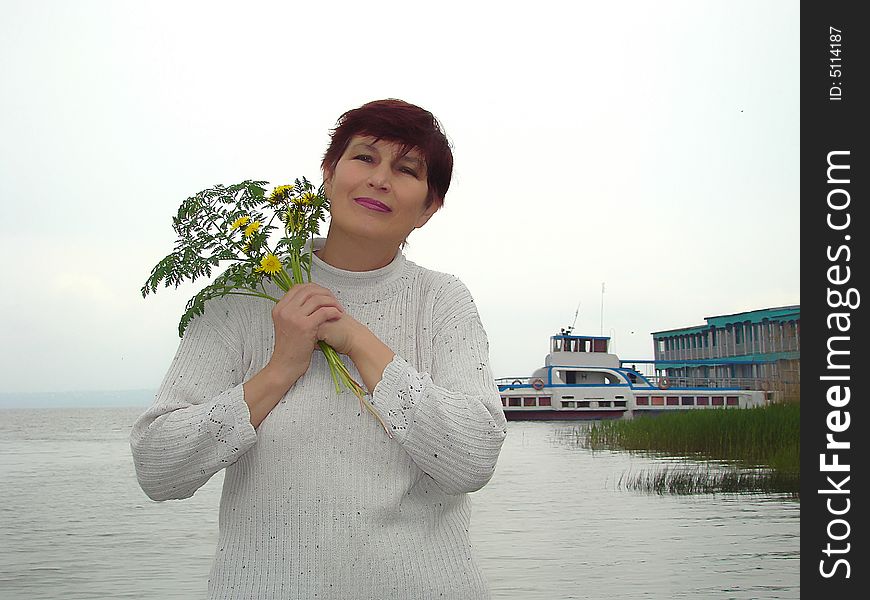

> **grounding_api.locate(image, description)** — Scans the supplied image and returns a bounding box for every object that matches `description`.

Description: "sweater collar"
[305,238,408,299]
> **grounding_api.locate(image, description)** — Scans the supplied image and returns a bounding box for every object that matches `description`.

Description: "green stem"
[317,341,391,437]
[290,251,304,284]
[272,267,295,292]
[306,233,314,283]
[223,289,281,303]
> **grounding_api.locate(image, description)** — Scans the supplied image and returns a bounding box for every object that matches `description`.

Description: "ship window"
[565,371,577,384]
[578,401,590,408]
[666,396,679,406]
[561,401,576,408]
[539,397,552,406]
[500,397,507,406]
[681,397,695,406]
[508,398,521,407]
[523,397,536,407]
[696,396,709,406]
[651,396,665,406]
[726,396,739,406]
[614,400,626,407]
[636,396,649,406]
[712,396,725,406]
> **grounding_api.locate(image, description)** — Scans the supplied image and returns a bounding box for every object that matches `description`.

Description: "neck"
[316,228,400,272]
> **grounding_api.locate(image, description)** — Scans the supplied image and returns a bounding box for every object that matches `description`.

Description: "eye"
[353,154,374,163]
[399,166,419,177]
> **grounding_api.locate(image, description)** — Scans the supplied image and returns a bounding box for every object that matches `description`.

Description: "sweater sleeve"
[130,302,258,502]
[369,278,507,495]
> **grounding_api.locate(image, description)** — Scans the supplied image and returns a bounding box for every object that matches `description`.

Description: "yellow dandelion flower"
[269,185,295,204]
[243,220,261,238]
[255,253,282,275]
[293,191,317,206]
[229,216,250,231]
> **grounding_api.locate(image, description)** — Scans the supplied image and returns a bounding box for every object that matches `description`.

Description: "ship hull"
[504,409,625,421]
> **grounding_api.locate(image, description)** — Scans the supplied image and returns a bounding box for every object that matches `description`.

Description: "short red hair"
[321,99,453,208]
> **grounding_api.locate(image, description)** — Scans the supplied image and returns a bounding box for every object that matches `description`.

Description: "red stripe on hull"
[504,410,625,421]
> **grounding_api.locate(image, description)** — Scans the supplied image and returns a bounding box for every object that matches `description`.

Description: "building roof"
[652,305,800,336]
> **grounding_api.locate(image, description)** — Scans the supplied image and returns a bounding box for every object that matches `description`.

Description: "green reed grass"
[583,402,800,496]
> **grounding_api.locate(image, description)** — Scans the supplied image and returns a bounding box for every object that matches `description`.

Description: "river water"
[0,407,799,599]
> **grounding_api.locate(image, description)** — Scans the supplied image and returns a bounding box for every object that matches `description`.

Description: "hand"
[266,283,344,387]
[243,283,345,427]
[316,312,364,356]
[319,314,396,394]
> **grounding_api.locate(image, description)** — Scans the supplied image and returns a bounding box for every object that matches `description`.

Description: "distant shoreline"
[0,389,156,409]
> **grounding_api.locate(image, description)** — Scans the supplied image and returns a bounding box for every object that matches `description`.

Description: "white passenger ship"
[495,333,768,420]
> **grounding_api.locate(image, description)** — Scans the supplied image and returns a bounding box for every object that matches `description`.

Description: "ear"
[322,167,334,198]
[414,198,442,229]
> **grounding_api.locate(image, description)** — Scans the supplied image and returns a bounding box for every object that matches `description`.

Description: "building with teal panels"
[651,305,800,398]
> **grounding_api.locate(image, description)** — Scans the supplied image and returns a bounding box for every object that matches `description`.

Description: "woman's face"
[324,135,438,247]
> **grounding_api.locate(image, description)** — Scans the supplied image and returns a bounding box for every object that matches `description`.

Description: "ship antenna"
[569,301,580,333]
[560,302,580,336]
[599,282,605,336]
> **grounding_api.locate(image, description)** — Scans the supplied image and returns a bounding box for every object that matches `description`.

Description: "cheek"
[401,180,430,206]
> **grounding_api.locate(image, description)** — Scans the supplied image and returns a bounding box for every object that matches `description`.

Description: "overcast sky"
[0,0,799,396]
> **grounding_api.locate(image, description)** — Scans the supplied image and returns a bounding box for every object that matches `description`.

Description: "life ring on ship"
[511,379,523,387]
[658,376,671,390]
[531,378,545,391]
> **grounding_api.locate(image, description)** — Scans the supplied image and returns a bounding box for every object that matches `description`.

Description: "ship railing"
[495,377,533,389]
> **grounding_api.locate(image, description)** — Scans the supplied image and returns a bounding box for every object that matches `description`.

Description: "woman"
[131,99,507,599]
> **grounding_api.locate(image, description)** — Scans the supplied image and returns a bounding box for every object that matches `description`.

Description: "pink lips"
[354,197,392,213]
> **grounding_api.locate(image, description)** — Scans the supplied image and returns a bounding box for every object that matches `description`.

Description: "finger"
[298,294,344,318]
[310,306,343,326]
[279,284,344,312]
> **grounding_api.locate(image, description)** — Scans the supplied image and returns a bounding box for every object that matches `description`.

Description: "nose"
[367,163,391,191]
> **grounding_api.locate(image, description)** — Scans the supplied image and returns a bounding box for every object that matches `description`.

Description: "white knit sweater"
[130,241,508,599]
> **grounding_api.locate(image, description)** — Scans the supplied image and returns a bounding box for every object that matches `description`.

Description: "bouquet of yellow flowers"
[142,178,388,434]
